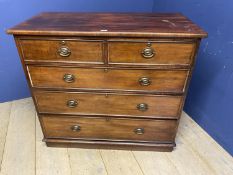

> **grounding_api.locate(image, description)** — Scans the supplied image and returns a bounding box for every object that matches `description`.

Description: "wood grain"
[7,12,207,38]
[100,150,144,175]
[68,149,107,175]
[34,91,183,118]
[0,99,36,175]
[35,116,71,175]
[133,151,181,175]
[178,113,233,175]
[28,66,189,94]
[19,39,104,63]
[166,134,215,175]
[45,139,174,151]
[1,98,233,174]
[0,102,12,168]
[7,12,207,151]
[41,115,177,142]
[109,41,195,65]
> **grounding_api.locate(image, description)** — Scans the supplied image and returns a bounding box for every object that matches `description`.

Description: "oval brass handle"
[134,128,144,135]
[137,103,148,111]
[63,74,75,83]
[67,100,78,108]
[58,46,71,57]
[138,77,151,86]
[141,47,155,59]
[71,125,81,132]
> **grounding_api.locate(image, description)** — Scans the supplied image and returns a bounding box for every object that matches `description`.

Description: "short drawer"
[34,91,183,119]
[108,41,196,65]
[19,39,104,64]
[41,115,177,142]
[28,66,189,94]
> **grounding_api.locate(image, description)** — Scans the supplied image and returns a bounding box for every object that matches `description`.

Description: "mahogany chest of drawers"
[7,12,207,151]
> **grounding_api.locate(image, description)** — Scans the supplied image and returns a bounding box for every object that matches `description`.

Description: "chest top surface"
[7,12,207,38]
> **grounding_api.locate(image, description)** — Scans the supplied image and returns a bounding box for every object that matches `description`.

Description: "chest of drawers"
[7,12,207,151]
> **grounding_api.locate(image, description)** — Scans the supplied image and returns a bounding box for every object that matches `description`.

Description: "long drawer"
[41,115,177,142]
[34,91,183,119]
[19,39,104,64]
[108,41,196,65]
[28,66,189,93]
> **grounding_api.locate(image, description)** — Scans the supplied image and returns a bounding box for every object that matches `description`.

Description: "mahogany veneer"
[28,66,189,93]
[7,12,207,151]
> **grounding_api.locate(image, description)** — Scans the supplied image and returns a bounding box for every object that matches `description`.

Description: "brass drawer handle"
[58,46,71,57]
[71,125,81,132]
[138,77,151,86]
[137,103,148,111]
[67,100,78,108]
[134,128,144,135]
[141,47,155,59]
[63,74,75,83]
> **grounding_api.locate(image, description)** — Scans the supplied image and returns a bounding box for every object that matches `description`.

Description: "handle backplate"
[137,103,148,111]
[58,46,71,57]
[138,77,151,86]
[134,128,144,135]
[63,74,75,83]
[67,100,78,108]
[71,125,81,132]
[141,46,155,59]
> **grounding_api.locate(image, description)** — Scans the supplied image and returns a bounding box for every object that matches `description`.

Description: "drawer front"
[41,115,177,142]
[28,66,189,93]
[108,41,195,65]
[19,39,104,63]
[34,91,183,118]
